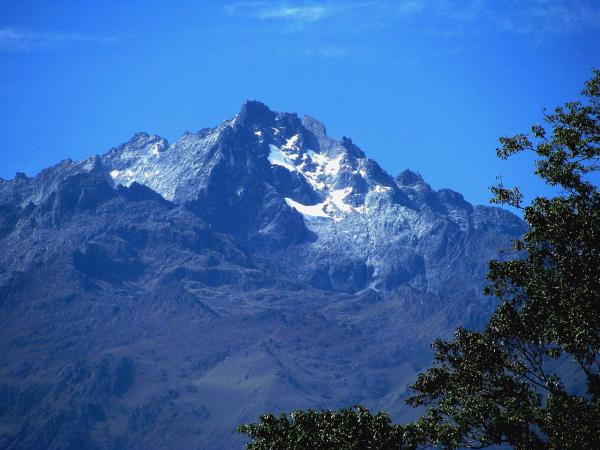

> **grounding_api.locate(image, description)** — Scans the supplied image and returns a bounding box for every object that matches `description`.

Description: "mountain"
[0,101,525,449]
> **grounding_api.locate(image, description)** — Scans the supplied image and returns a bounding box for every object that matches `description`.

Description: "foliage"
[238,406,412,450]
[406,69,600,449]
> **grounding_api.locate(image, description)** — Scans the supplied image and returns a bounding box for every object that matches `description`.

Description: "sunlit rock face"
[0,102,525,449]
[99,101,523,293]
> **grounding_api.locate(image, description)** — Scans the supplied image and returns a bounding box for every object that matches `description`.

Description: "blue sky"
[1,0,598,208]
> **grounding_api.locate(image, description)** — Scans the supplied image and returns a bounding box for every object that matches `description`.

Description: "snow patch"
[268,145,297,172]
[150,143,161,157]
[373,185,391,193]
[266,143,379,219]
[285,198,330,218]
[282,134,301,150]
[307,150,327,166]
[329,188,354,213]
[325,154,343,175]
[109,169,134,180]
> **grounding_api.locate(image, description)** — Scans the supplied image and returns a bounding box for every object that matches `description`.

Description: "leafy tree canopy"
[238,406,409,450]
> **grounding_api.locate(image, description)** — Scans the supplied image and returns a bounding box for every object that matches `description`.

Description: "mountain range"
[0,101,525,449]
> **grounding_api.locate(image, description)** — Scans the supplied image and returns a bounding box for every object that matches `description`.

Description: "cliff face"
[0,102,525,449]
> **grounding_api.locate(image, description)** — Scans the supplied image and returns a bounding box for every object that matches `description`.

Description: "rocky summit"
[0,101,525,449]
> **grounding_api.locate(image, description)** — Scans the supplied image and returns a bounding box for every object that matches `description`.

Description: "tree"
[406,69,600,449]
[239,70,600,449]
[238,406,411,450]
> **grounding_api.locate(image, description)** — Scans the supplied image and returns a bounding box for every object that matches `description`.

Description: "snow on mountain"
[1,100,525,295]
[101,102,396,224]
[284,197,329,218]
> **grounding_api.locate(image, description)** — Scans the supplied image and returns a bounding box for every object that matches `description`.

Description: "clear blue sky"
[1,0,598,208]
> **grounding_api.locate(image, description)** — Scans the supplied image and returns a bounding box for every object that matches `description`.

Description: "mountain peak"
[302,114,327,137]
[396,169,425,186]
[237,100,276,128]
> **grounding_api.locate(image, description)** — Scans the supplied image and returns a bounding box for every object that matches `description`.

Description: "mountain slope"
[100,101,524,293]
[0,102,525,449]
